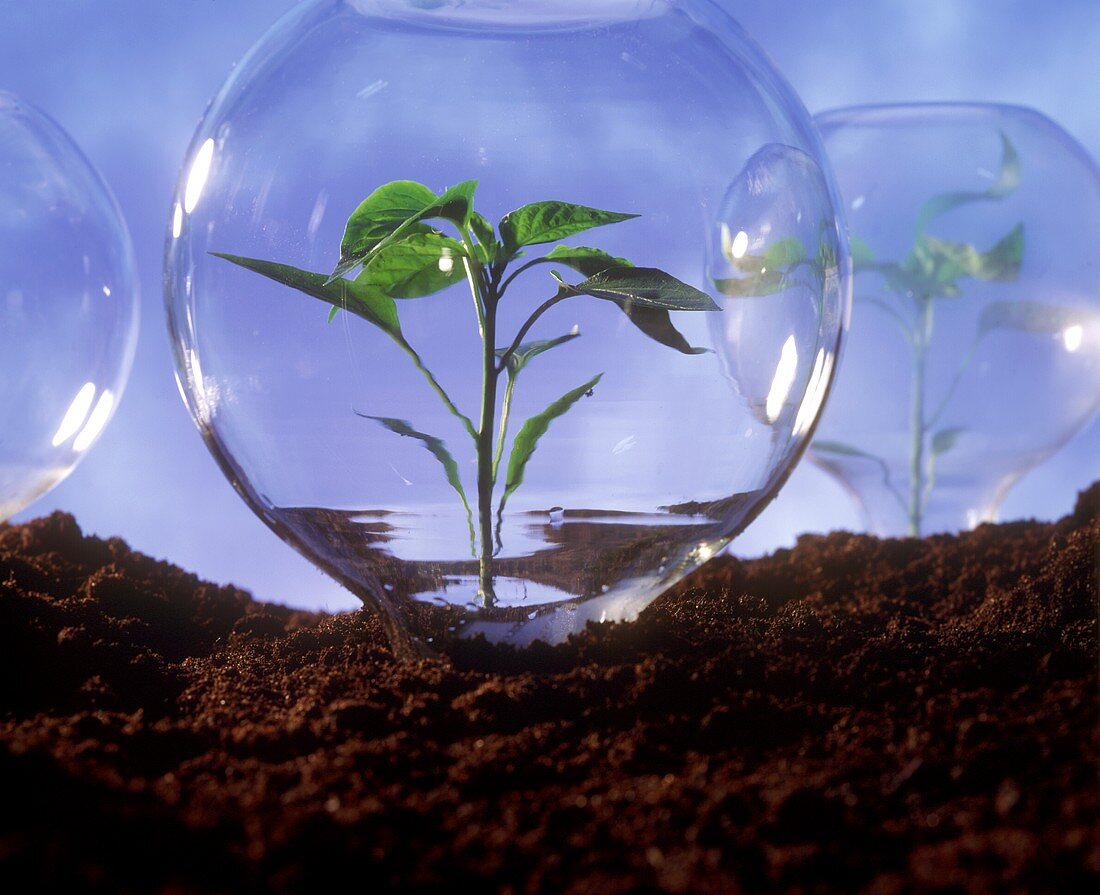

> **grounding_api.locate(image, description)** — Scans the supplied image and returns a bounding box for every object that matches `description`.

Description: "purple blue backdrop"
[3,0,1097,611]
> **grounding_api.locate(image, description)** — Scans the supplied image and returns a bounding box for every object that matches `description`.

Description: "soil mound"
[1,486,1097,893]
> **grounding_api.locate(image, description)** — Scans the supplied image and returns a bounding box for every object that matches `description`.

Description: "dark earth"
[1,485,1097,894]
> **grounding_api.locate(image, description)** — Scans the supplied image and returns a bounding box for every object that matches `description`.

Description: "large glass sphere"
[0,91,138,522]
[165,0,849,655]
[811,103,1100,538]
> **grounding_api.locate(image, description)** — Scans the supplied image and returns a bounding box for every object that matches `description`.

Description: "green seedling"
[215,180,718,605]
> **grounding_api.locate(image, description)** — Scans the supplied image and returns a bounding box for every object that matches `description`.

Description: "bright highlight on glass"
[0,91,138,523]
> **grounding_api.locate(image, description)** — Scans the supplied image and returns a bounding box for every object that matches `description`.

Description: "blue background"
[3,0,1098,611]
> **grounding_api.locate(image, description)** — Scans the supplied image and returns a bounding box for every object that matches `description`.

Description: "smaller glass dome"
[0,91,139,522]
[812,103,1100,537]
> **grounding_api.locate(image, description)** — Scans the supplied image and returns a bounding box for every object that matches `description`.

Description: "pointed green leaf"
[211,252,401,336]
[619,306,710,355]
[360,231,467,298]
[567,267,719,312]
[332,179,478,280]
[469,212,498,261]
[360,414,472,516]
[545,245,632,278]
[915,131,1020,236]
[501,373,603,509]
[931,427,966,458]
[978,300,1099,338]
[499,201,638,254]
[495,329,581,374]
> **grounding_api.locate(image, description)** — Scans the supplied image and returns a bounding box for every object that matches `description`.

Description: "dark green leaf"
[211,252,400,336]
[931,427,966,457]
[332,179,478,280]
[566,267,720,312]
[978,300,1099,338]
[499,201,638,254]
[360,231,467,298]
[495,329,580,374]
[545,245,632,278]
[915,131,1020,236]
[360,414,472,516]
[619,306,710,355]
[501,373,602,508]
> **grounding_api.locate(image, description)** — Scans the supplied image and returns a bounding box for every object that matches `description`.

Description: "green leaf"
[904,223,1024,295]
[545,245,632,278]
[714,237,809,298]
[914,131,1020,236]
[360,231,467,298]
[211,252,401,336]
[499,201,638,254]
[713,269,791,298]
[544,251,710,353]
[501,373,603,508]
[495,329,580,374]
[555,266,716,354]
[360,414,472,517]
[761,237,808,268]
[469,212,498,261]
[978,300,1099,338]
[332,179,478,280]
[931,427,966,458]
[619,306,710,355]
[565,267,720,312]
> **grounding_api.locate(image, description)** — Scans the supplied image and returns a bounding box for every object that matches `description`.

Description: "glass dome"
[811,103,1100,537]
[165,0,849,655]
[0,91,139,523]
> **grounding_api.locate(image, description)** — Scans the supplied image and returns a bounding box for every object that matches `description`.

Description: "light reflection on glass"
[792,347,834,438]
[766,334,798,422]
[73,389,114,453]
[183,138,215,215]
[171,202,184,239]
[1062,324,1083,353]
[51,381,96,447]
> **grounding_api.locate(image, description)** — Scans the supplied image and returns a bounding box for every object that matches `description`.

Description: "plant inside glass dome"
[814,134,1026,536]
[214,180,718,605]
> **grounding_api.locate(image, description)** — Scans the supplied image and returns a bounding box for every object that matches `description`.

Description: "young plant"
[814,134,1026,536]
[214,180,718,605]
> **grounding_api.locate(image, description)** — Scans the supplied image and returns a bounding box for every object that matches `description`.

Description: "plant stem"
[476,288,499,606]
[908,296,934,536]
[457,225,500,606]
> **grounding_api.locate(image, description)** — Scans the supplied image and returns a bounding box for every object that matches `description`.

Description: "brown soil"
[1,486,1097,894]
